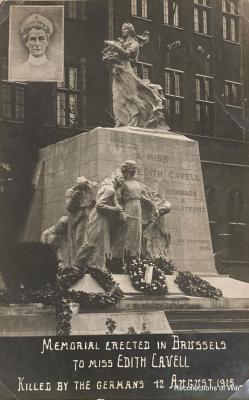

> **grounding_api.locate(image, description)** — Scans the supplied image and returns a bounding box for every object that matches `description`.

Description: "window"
[205,186,218,252]
[57,66,80,127]
[194,75,214,135]
[1,85,11,119]
[134,62,152,80]
[165,68,184,131]
[222,0,238,14]
[0,57,8,80]
[15,87,24,121]
[141,0,148,18]
[131,0,137,15]
[66,1,86,20]
[163,0,181,27]
[0,83,24,121]
[131,0,150,19]
[224,81,242,107]
[222,0,239,42]
[228,190,246,260]
[194,0,210,5]
[194,0,211,35]
[196,75,213,101]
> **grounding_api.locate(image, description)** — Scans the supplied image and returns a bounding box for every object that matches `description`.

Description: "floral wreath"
[126,257,168,296]
[175,271,223,299]
[0,266,123,335]
[0,260,223,335]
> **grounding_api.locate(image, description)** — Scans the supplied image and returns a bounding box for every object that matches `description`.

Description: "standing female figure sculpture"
[112,160,159,260]
[103,22,169,130]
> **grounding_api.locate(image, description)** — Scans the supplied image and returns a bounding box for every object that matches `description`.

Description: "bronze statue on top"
[103,22,169,130]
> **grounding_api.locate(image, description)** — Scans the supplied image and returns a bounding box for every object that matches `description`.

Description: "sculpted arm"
[96,187,122,214]
[65,187,82,213]
[141,186,172,218]
[141,191,157,209]
[104,40,139,59]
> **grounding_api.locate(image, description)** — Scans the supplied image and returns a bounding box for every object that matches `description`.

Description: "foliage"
[60,265,124,307]
[152,257,175,275]
[127,257,168,295]
[57,264,85,289]
[105,317,117,334]
[0,265,124,335]
[56,297,72,336]
[127,323,150,335]
[0,284,56,305]
[127,326,137,334]
[175,271,223,299]
[0,244,224,337]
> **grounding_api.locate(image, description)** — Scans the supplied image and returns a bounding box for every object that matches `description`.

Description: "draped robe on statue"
[84,183,120,268]
[112,179,158,259]
[105,38,167,129]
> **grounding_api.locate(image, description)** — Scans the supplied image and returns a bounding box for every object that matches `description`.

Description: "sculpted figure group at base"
[102,23,169,130]
[41,161,171,270]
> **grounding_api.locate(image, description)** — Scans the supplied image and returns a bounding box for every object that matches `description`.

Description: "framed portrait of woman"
[8,5,64,82]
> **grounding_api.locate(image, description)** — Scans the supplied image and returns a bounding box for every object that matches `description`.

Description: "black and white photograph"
[1,0,249,399]
[8,5,64,81]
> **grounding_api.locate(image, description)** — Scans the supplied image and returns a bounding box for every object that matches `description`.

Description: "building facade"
[0,0,249,276]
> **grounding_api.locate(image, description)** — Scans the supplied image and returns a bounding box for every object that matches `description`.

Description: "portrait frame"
[8,5,64,82]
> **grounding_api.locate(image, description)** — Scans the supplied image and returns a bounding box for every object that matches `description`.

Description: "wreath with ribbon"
[0,262,223,335]
[126,258,168,295]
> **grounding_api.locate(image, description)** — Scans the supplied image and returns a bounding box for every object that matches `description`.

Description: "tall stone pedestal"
[23,127,216,275]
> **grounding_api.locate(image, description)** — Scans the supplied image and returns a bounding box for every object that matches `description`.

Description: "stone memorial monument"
[9,21,249,336]
[24,22,216,276]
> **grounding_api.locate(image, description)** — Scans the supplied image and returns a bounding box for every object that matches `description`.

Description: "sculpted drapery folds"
[102,23,169,130]
[41,216,68,263]
[142,193,172,259]
[65,177,97,266]
[82,170,124,269]
[41,163,171,269]
[112,161,171,261]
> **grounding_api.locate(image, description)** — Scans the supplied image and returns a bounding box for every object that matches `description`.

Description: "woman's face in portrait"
[26,28,49,58]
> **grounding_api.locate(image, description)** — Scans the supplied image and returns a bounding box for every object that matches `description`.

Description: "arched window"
[228,190,246,260]
[205,186,218,252]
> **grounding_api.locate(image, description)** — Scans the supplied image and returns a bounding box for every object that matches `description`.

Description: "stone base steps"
[1,302,249,335]
[114,294,249,310]
[0,304,57,336]
[166,309,249,333]
[71,311,172,334]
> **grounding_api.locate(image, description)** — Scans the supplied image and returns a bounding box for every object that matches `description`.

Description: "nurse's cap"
[21,13,54,36]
